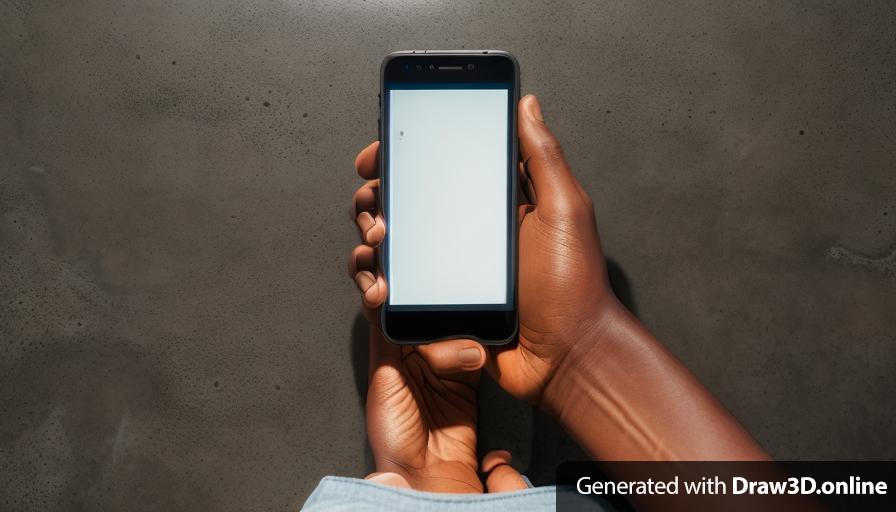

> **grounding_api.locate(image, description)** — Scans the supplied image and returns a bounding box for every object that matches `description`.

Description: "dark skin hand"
[352,94,611,407]
[351,148,529,494]
[360,324,529,493]
[351,95,769,493]
[363,323,482,492]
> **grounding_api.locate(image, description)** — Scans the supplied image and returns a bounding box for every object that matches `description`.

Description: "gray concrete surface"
[1,0,895,510]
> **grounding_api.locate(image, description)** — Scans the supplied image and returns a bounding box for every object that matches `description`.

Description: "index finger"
[355,141,380,180]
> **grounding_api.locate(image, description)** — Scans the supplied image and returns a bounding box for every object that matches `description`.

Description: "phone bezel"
[378,50,520,345]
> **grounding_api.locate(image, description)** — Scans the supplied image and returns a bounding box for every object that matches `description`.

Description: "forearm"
[543,300,770,461]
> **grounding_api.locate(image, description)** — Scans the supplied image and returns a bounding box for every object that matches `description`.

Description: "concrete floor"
[2,0,895,510]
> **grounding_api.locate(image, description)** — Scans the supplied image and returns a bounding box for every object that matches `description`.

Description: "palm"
[366,328,482,493]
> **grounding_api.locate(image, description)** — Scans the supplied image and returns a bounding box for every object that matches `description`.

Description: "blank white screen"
[388,88,508,306]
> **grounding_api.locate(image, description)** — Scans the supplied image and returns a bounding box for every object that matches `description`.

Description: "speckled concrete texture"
[1,0,894,510]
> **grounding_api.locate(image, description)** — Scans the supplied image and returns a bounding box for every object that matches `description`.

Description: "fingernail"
[458,346,483,365]
[525,96,544,122]
[354,271,376,293]
[357,211,375,236]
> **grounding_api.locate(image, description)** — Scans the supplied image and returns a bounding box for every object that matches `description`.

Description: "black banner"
[556,461,895,511]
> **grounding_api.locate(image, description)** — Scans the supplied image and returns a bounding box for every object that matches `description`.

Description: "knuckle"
[538,139,566,165]
[347,251,357,276]
[351,191,363,214]
[349,245,368,269]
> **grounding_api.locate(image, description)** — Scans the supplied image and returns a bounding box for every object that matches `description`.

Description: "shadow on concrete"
[607,257,638,315]
[349,312,375,473]
[350,312,369,406]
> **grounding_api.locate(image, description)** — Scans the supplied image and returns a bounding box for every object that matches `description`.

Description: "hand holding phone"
[352,94,771,465]
[351,90,617,406]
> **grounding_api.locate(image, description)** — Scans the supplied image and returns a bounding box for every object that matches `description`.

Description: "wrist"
[538,297,635,420]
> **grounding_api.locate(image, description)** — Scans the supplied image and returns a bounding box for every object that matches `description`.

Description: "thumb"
[482,450,529,493]
[414,339,486,376]
[518,95,589,214]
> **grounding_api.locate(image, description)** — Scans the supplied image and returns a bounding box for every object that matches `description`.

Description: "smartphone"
[379,50,519,345]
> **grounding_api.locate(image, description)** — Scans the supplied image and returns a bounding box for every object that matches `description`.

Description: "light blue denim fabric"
[301,476,609,511]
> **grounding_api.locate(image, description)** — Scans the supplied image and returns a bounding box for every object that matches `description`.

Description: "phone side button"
[377,118,381,140]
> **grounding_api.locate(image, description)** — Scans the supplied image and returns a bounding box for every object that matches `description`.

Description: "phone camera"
[403,64,410,71]
[467,64,474,71]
